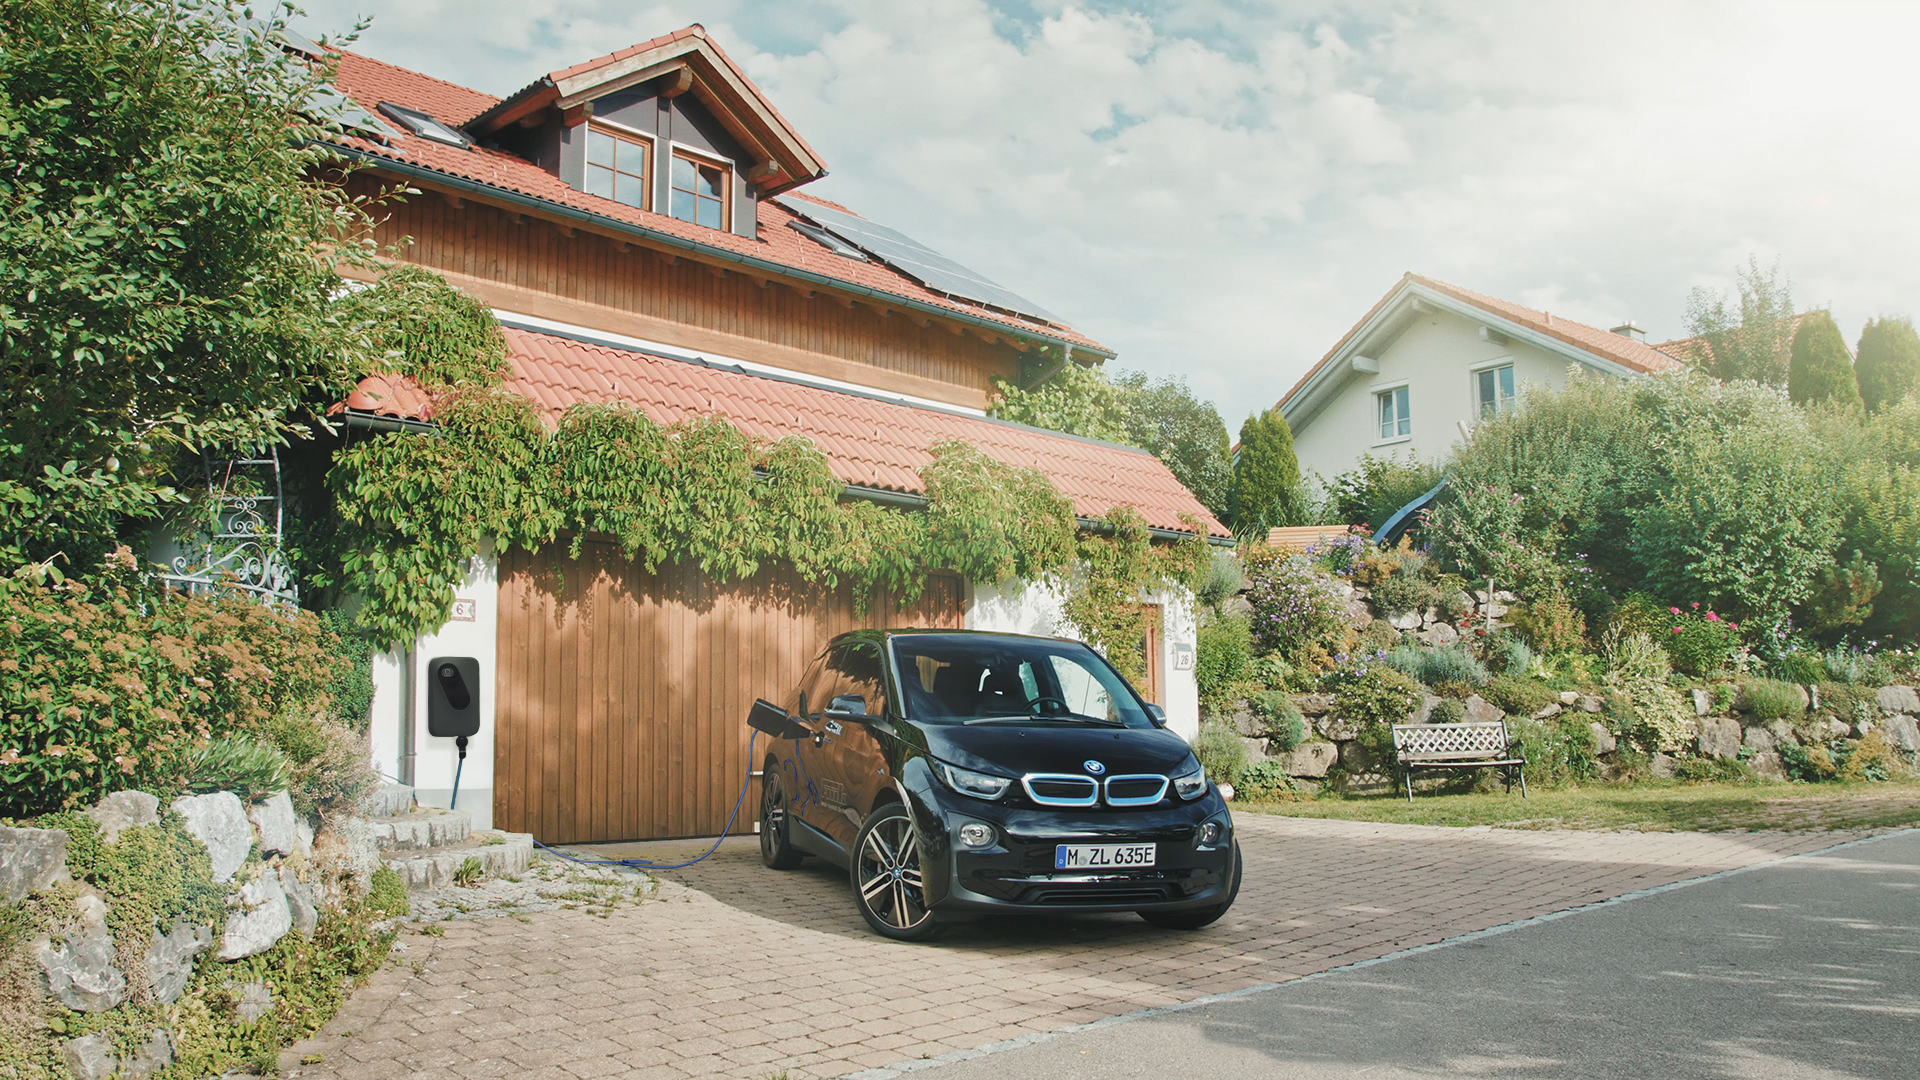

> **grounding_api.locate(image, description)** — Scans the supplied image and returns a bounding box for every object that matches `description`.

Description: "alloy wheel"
[855,810,931,932]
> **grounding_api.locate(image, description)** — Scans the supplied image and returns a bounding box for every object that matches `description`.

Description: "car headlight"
[938,762,1013,800]
[1172,764,1208,801]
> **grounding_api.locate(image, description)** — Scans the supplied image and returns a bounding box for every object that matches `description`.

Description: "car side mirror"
[1144,703,1168,728]
[826,694,868,719]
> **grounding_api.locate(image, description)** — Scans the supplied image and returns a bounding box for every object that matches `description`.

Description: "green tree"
[1855,316,1920,413]
[0,0,374,573]
[988,361,1134,443]
[1788,311,1863,408]
[1684,256,1796,385]
[990,364,1233,521]
[1230,409,1306,536]
[1113,372,1232,521]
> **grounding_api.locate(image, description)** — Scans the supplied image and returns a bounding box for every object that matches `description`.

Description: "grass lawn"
[1238,779,1920,833]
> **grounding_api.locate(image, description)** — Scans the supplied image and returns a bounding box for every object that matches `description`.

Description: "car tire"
[851,801,940,941]
[1139,839,1241,930]
[759,764,805,870]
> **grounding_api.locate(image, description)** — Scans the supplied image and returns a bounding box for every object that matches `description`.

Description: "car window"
[829,642,888,717]
[1048,654,1121,722]
[795,649,838,719]
[890,635,1151,727]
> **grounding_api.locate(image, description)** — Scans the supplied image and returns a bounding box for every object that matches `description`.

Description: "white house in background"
[1276,273,1684,491]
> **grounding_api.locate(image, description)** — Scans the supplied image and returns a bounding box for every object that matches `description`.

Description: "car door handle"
[824,719,844,736]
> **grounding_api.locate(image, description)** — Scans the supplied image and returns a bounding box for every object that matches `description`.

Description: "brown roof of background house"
[1652,313,1831,370]
[322,49,1107,353]
[342,327,1225,538]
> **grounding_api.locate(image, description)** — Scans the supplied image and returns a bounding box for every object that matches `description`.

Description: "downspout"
[399,646,416,786]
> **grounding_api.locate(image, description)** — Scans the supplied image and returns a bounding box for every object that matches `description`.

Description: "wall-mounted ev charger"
[427,656,481,809]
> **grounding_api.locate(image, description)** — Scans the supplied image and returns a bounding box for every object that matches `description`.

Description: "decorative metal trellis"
[156,446,300,607]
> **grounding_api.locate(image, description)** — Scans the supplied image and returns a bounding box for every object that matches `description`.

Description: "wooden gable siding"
[494,542,963,843]
[348,175,1023,408]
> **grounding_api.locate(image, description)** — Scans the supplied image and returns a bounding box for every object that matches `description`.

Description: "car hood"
[917,722,1197,778]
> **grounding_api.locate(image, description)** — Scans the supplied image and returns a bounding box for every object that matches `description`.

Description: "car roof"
[828,628,1079,648]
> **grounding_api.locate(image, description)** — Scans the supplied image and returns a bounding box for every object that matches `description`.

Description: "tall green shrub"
[1788,311,1863,408]
[1231,409,1306,536]
[0,0,377,572]
[1194,614,1252,718]
[1683,256,1795,385]
[1854,316,1920,413]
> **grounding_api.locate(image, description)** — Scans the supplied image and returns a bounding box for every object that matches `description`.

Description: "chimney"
[1610,321,1647,343]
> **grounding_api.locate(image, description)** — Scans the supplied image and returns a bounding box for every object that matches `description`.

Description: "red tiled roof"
[1276,272,1680,413]
[343,327,1225,538]
[1653,313,1829,370]
[321,49,1105,353]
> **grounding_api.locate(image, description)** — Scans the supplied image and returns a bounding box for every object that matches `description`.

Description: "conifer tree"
[1788,311,1863,408]
[1855,316,1920,412]
[1229,409,1306,537]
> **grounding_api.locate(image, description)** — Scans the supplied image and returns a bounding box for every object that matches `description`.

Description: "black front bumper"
[900,761,1236,915]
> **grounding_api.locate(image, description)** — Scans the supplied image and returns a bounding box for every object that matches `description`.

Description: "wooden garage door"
[494,541,963,842]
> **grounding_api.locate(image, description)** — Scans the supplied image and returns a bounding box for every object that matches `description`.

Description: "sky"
[294,0,1920,427]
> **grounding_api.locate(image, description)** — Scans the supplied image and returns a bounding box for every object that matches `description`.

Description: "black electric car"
[747,629,1239,940]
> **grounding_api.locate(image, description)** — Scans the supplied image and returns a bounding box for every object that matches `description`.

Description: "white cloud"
[297,0,1920,428]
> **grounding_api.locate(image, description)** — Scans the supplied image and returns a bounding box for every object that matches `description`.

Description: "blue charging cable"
[529,731,758,872]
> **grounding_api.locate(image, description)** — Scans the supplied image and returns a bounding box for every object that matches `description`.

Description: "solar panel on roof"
[775,197,1058,324]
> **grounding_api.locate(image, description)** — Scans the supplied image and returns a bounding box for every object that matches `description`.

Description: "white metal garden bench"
[1390,721,1527,801]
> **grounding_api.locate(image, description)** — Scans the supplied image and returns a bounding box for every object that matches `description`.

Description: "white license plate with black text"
[1055,843,1156,869]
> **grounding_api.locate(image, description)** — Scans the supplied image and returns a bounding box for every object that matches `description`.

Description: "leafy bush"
[1382,643,1489,688]
[1507,715,1601,787]
[1250,691,1307,752]
[1779,731,1904,783]
[1603,627,1672,682]
[1822,645,1894,686]
[1482,675,1559,718]
[1243,550,1354,664]
[1323,453,1443,534]
[1487,633,1535,677]
[1739,678,1807,721]
[1193,719,1248,786]
[1505,590,1588,655]
[1608,676,1696,753]
[0,552,348,817]
[1358,618,1401,652]
[187,738,292,799]
[1427,698,1466,724]
[1369,569,1444,618]
[368,866,410,918]
[1649,603,1744,676]
[318,610,379,732]
[1322,662,1424,725]
[267,713,376,820]
[1195,614,1253,719]
[1193,549,1244,611]
[1234,760,1295,801]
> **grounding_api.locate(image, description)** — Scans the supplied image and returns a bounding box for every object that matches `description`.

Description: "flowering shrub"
[1320,656,1423,725]
[1243,550,1354,662]
[0,550,346,818]
[1659,602,1744,675]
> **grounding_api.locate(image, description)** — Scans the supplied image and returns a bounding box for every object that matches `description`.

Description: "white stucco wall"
[965,576,1201,743]
[1290,311,1594,490]
[365,538,500,828]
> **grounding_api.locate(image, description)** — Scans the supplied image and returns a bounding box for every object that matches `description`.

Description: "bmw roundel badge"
[1083,760,1106,775]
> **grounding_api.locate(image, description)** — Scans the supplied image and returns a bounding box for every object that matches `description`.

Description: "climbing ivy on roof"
[317,272,1213,653]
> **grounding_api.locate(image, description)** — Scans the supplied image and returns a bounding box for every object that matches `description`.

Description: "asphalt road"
[913,829,1920,1080]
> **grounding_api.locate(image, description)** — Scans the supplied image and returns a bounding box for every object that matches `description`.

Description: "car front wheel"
[851,802,939,941]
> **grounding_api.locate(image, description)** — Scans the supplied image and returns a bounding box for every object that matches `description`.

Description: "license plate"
[1055,843,1156,869]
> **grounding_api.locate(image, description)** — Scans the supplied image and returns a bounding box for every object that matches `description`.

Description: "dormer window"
[584,124,651,210]
[671,151,729,230]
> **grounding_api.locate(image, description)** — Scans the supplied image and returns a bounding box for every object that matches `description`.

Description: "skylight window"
[787,221,869,261]
[376,102,471,148]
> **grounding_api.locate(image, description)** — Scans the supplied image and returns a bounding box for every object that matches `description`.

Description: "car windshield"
[888,634,1154,728]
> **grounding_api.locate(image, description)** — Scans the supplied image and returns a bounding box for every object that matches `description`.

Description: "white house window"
[670,151,729,230]
[1477,364,1516,418]
[1377,386,1411,440]
[584,124,651,210]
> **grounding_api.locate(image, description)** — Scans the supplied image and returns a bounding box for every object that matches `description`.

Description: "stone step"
[360,783,416,819]
[368,809,471,853]
[381,832,534,891]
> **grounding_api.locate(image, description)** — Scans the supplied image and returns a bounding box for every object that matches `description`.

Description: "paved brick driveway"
[282,815,1856,1080]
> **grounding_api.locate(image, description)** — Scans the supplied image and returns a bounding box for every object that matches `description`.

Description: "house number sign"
[1173,642,1195,671]
[450,598,477,622]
